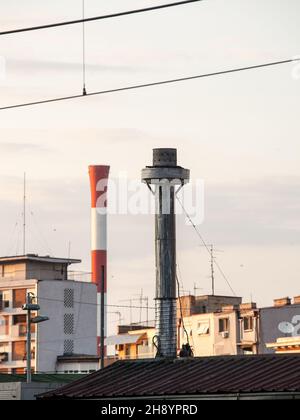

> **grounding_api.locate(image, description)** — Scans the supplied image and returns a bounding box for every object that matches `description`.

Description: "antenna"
[68,241,71,260]
[210,244,215,295]
[23,172,26,255]
[82,0,87,95]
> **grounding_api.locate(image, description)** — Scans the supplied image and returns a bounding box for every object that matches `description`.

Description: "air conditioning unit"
[221,331,229,339]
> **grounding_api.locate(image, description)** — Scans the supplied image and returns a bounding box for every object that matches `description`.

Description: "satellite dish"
[278,321,294,334]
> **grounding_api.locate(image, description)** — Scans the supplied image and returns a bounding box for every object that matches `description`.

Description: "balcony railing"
[68,271,92,282]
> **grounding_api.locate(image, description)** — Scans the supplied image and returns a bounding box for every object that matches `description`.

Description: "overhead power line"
[1,57,298,111]
[0,0,204,36]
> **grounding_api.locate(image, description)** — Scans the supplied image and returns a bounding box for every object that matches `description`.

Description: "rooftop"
[0,373,86,384]
[0,254,81,265]
[38,354,300,399]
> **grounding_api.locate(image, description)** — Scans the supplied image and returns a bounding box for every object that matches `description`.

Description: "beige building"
[107,294,261,359]
[180,302,259,356]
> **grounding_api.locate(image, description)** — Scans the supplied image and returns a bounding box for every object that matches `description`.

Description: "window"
[0,316,9,336]
[13,315,26,325]
[0,342,9,362]
[219,318,229,333]
[12,341,26,361]
[197,321,210,335]
[243,347,253,355]
[13,289,26,308]
[243,317,253,331]
[0,291,10,310]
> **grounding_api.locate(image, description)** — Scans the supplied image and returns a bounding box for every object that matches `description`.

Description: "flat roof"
[0,254,81,265]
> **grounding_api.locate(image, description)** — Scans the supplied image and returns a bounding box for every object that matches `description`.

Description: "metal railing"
[68,271,92,282]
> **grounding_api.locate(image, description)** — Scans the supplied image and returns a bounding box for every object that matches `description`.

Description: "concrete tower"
[142,149,190,358]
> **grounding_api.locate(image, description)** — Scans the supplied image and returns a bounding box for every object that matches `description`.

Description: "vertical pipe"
[89,165,110,358]
[155,183,177,358]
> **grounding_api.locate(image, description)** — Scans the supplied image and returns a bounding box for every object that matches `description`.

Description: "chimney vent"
[273,297,291,307]
[142,149,190,358]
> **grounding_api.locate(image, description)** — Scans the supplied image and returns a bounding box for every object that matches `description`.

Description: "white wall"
[36,280,97,373]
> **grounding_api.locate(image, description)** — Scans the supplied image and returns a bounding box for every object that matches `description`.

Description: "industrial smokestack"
[89,165,110,359]
[142,149,189,358]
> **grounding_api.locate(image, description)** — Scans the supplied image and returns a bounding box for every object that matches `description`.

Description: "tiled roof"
[38,354,300,399]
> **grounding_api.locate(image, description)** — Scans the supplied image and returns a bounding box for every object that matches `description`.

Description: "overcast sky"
[1,0,300,331]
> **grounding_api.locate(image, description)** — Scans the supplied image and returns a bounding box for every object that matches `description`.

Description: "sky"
[1,0,300,331]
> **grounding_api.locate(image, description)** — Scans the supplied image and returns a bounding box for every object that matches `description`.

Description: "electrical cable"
[176,196,236,296]
[82,0,87,95]
[0,1,204,36]
[1,58,298,111]
[176,273,190,347]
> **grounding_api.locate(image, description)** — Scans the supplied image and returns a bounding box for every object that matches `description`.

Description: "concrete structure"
[142,148,189,358]
[89,165,110,358]
[0,255,98,374]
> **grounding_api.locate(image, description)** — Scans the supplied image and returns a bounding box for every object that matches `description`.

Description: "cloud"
[191,176,300,246]
[8,58,150,74]
[0,142,49,154]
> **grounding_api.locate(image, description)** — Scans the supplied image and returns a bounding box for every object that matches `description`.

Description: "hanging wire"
[82,0,87,95]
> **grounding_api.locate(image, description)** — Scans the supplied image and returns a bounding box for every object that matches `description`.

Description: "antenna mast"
[23,172,26,255]
[210,244,215,295]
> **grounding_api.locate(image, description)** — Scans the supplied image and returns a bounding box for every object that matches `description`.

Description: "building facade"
[0,255,98,374]
[107,294,300,359]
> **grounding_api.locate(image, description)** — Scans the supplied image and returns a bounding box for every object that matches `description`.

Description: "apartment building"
[0,254,99,374]
[108,293,300,359]
[106,325,156,360]
[180,302,259,356]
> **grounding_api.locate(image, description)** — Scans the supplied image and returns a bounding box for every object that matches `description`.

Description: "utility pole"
[25,292,32,383]
[210,244,215,295]
[22,293,49,383]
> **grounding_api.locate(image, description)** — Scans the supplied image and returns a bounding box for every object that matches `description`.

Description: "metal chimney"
[142,149,190,358]
[89,165,110,363]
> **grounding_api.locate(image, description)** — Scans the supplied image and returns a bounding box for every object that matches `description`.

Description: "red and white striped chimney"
[89,165,110,358]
